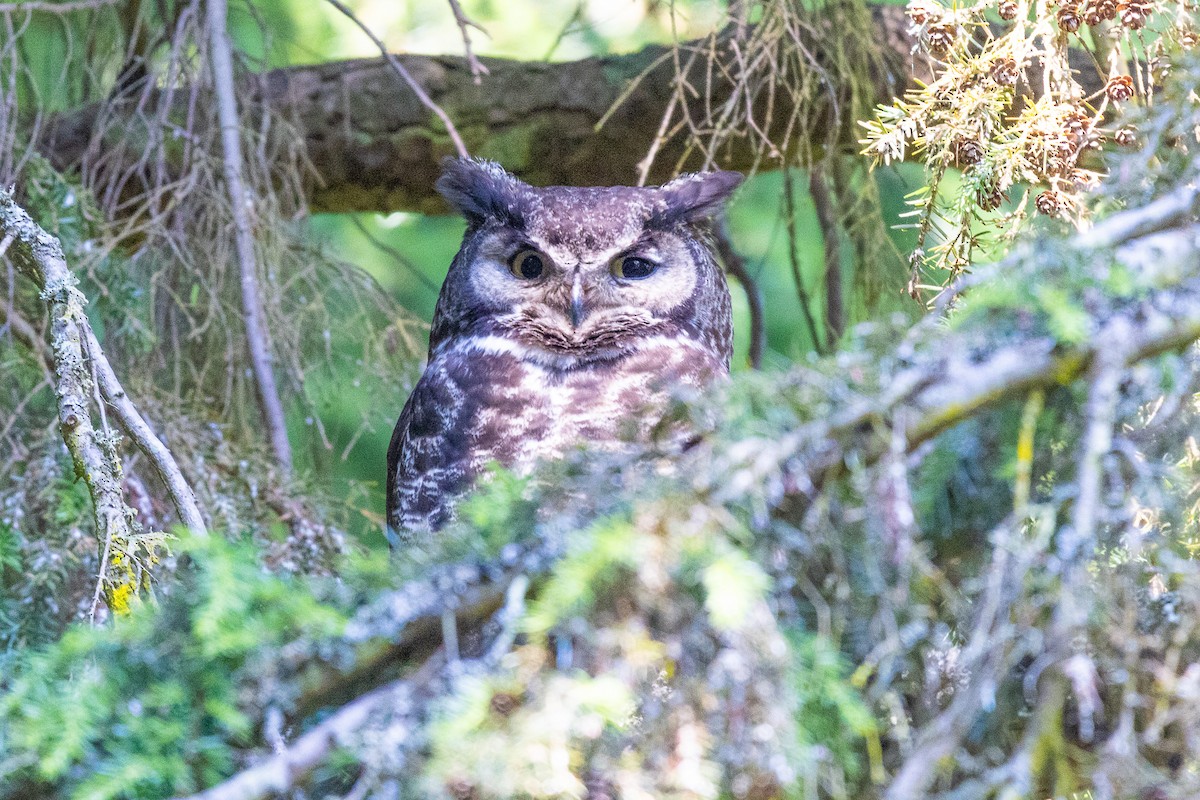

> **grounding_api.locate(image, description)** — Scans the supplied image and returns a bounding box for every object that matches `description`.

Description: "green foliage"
[791,633,880,785]
[523,516,640,637]
[0,533,345,799]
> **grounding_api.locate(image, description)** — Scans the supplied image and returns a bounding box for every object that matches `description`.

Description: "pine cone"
[1105,74,1135,102]
[1180,27,1198,48]
[1072,170,1100,191]
[1035,190,1064,216]
[926,22,957,53]
[1057,5,1083,31]
[1117,0,1151,29]
[956,138,986,165]
[1114,126,1137,146]
[1095,0,1119,19]
[489,691,521,717]
[1062,112,1088,138]
[447,779,478,800]
[977,184,1007,210]
[908,0,942,24]
[998,0,1020,19]
[991,57,1020,85]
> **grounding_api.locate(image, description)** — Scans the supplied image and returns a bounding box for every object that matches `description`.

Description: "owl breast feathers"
[386,158,743,543]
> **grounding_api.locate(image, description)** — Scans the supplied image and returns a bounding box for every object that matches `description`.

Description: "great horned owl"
[386,158,743,542]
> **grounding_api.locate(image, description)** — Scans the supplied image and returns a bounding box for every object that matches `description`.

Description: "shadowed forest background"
[2,0,1200,798]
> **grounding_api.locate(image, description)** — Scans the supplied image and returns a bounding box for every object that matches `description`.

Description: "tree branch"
[321,0,469,158]
[34,5,1117,214]
[713,217,765,368]
[206,0,293,476]
[84,324,208,535]
[809,163,844,346]
[0,192,208,540]
[177,571,533,800]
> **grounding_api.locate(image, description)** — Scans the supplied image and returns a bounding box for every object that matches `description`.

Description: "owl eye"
[612,255,657,280]
[509,249,545,280]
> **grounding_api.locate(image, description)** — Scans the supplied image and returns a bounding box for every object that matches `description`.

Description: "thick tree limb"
[34,5,1116,214]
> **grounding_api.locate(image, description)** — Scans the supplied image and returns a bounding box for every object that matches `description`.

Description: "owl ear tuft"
[655,170,744,224]
[435,157,529,227]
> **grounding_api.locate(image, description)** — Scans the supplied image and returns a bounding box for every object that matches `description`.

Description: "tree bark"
[38,7,921,214]
[35,6,1112,214]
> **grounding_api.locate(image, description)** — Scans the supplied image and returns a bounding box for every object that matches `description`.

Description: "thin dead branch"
[809,163,844,345]
[322,0,469,159]
[83,324,208,535]
[206,0,294,476]
[445,0,488,84]
[781,167,824,354]
[713,216,764,368]
[349,217,440,297]
[0,0,118,12]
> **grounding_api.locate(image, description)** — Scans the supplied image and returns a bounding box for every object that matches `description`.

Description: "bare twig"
[0,0,118,12]
[713,216,765,368]
[445,0,488,84]
[781,167,824,354]
[322,0,469,159]
[809,162,844,346]
[349,217,440,296]
[84,324,208,535]
[0,299,53,376]
[206,0,294,476]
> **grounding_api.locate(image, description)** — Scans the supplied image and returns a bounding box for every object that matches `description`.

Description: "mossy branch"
[33,6,1114,214]
[0,191,208,551]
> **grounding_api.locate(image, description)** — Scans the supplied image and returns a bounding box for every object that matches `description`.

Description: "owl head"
[428,158,743,368]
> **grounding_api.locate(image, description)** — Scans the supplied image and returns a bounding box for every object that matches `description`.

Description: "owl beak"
[569,272,585,328]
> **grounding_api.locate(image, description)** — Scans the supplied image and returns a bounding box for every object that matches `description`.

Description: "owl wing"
[385,362,473,544]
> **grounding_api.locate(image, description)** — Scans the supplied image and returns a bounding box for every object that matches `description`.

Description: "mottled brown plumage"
[386,158,742,542]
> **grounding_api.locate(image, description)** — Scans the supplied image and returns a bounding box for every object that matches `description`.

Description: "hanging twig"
[349,217,440,296]
[712,216,765,368]
[781,166,825,355]
[0,299,54,378]
[445,0,488,84]
[206,0,294,476]
[808,162,844,346]
[322,0,469,159]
